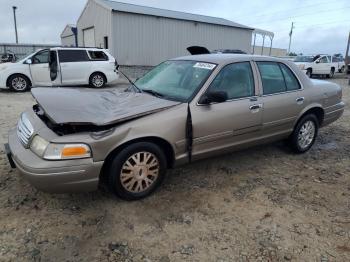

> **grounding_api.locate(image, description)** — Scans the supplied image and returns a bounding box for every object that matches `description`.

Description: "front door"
[191,61,263,159]
[256,61,305,136]
[316,56,331,74]
[29,49,51,86]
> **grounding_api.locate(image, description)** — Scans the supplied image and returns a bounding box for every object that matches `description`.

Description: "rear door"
[58,50,91,85]
[191,61,263,158]
[257,61,305,135]
[29,49,51,86]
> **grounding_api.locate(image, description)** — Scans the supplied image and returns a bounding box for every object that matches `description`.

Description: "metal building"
[60,24,78,47]
[75,0,254,66]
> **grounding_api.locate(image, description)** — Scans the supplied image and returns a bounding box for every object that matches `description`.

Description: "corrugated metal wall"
[77,0,112,48]
[112,12,252,66]
[61,35,76,47]
[0,43,58,60]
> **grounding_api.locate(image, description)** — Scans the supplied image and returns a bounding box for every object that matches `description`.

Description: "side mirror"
[315,60,320,64]
[25,59,32,64]
[198,91,228,104]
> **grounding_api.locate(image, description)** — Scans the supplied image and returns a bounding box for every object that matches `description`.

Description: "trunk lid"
[187,46,211,55]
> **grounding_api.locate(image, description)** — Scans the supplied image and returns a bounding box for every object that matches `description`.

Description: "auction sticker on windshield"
[193,62,216,70]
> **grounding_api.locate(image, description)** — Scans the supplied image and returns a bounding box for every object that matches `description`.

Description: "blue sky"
[0,0,349,55]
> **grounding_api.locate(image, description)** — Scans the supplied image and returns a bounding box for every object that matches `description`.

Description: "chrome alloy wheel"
[92,74,104,87]
[120,151,160,193]
[297,120,316,150]
[12,77,27,91]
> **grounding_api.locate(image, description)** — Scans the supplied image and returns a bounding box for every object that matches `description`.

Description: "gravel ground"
[0,75,349,262]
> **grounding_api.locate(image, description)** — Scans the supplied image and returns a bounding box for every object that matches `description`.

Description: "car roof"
[50,47,106,51]
[172,54,285,65]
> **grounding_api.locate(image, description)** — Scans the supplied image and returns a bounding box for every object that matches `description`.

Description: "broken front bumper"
[6,128,103,193]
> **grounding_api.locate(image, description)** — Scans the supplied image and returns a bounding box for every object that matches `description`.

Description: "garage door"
[83,27,95,47]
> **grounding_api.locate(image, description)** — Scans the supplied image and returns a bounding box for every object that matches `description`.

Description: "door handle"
[250,104,262,111]
[296,97,305,104]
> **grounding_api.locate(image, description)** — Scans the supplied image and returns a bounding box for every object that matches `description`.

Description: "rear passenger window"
[257,62,286,95]
[58,50,89,63]
[88,51,108,61]
[208,62,255,100]
[279,64,301,91]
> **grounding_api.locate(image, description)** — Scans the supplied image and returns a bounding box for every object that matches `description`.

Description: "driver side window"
[32,50,49,64]
[207,62,255,100]
[320,56,328,63]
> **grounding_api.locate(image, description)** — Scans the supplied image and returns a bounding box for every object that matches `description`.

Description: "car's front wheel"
[107,142,167,200]
[8,74,30,92]
[89,72,106,88]
[327,68,335,78]
[306,68,312,78]
[289,114,319,153]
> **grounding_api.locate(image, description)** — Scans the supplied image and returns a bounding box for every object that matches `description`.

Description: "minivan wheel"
[89,73,106,88]
[289,114,319,153]
[8,74,30,92]
[107,142,167,200]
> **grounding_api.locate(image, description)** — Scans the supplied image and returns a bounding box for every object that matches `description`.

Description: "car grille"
[17,113,34,148]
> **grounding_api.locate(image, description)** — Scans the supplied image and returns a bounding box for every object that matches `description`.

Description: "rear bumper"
[7,128,103,193]
[323,101,345,127]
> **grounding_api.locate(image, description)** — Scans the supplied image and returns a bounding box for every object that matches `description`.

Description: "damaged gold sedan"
[5,54,344,200]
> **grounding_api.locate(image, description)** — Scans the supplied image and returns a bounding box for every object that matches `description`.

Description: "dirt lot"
[0,76,349,262]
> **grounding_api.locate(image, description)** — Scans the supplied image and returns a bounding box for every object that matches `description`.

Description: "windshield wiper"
[142,89,164,98]
[118,70,142,93]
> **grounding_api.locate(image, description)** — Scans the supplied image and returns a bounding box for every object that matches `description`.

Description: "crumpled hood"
[31,87,181,126]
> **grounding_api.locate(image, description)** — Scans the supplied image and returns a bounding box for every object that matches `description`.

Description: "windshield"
[135,60,216,102]
[294,56,314,62]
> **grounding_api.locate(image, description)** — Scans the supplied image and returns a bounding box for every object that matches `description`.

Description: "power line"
[232,0,344,21]
[272,18,350,34]
[250,6,350,26]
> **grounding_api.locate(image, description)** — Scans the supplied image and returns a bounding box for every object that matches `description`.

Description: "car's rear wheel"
[8,74,30,92]
[289,114,319,153]
[89,72,106,88]
[306,68,312,78]
[107,142,167,200]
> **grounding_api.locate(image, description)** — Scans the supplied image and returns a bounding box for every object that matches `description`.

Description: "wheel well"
[6,73,32,88]
[299,107,324,126]
[99,137,175,183]
[89,71,107,83]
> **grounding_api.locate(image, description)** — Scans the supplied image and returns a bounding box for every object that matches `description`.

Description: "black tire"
[289,114,319,154]
[327,68,335,78]
[107,142,167,200]
[306,68,312,78]
[89,72,106,88]
[8,74,30,92]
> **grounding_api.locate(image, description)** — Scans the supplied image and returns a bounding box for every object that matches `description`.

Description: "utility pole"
[288,22,295,55]
[345,31,350,77]
[12,6,18,44]
[345,32,350,66]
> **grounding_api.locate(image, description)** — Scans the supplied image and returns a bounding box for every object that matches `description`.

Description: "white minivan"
[0,47,119,92]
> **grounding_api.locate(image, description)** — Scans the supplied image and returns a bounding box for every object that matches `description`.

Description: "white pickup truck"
[294,54,342,78]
